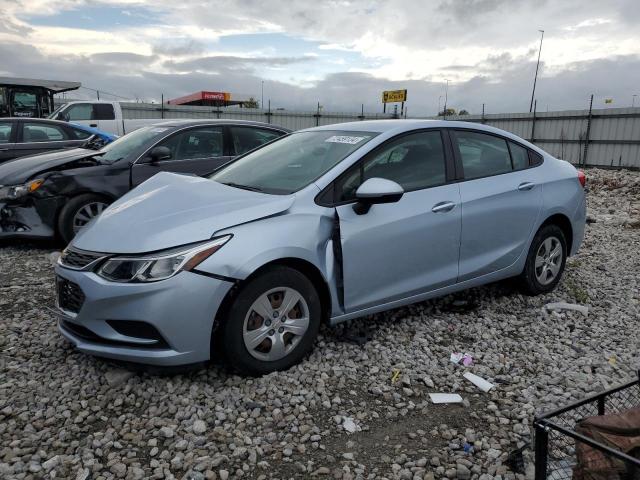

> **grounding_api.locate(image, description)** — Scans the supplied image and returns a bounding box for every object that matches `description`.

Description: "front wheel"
[221,266,321,375]
[519,224,567,295]
[57,194,111,244]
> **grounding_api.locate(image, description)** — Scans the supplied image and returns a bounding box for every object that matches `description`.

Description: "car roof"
[149,119,291,132]
[3,117,77,126]
[298,119,542,151]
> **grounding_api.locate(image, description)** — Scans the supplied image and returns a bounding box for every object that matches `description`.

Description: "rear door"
[332,129,461,312]
[229,126,285,157]
[13,121,80,158]
[10,90,40,118]
[92,103,118,134]
[0,120,16,162]
[451,129,543,282]
[131,126,231,186]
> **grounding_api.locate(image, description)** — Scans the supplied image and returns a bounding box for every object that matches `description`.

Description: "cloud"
[0,0,639,113]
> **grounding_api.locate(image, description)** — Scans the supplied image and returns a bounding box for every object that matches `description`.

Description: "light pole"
[261,81,264,109]
[438,96,443,116]
[633,94,638,108]
[529,29,544,113]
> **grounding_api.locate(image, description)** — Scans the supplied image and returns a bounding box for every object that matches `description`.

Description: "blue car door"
[451,129,543,282]
[334,130,462,312]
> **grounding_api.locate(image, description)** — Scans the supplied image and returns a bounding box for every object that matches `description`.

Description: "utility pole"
[529,29,544,113]
[438,96,443,116]
[261,81,264,109]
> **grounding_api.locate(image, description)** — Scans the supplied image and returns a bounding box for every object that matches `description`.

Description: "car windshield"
[210,130,378,194]
[47,104,67,119]
[98,126,169,163]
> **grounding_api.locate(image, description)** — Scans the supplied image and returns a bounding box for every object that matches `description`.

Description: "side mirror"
[353,178,404,215]
[56,112,70,122]
[148,146,172,163]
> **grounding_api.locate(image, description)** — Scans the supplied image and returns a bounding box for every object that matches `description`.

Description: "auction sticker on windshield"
[325,135,367,144]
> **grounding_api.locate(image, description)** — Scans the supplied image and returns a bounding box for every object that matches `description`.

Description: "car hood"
[72,172,295,254]
[0,148,99,185]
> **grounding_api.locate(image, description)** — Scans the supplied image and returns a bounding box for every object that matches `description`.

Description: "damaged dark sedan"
[0,120,289,243]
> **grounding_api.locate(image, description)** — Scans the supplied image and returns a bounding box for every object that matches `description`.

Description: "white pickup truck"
[49,101,159,136]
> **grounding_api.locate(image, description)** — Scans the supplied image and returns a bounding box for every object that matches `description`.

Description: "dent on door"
[336,183,462,313]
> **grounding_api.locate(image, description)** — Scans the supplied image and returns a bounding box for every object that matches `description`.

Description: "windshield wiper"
[222,182,263,192]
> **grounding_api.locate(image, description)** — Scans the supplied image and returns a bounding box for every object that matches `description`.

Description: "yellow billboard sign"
[382,89,407,103]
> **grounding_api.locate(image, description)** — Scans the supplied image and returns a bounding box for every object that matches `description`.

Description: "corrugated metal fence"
[58,99,640,168]
[440,107,640,169]
[123,102,640,168]
[120,102,394,132]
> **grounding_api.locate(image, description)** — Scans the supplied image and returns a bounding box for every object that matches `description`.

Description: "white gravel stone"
[0,168,638,479]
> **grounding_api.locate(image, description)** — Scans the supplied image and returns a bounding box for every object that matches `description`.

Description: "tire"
[518,224,567,295]
[57,194,111,244]
[221,266,322,376]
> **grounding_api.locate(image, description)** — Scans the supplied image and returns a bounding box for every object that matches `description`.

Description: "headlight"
[96,235,231,282]
[0,179,45,200]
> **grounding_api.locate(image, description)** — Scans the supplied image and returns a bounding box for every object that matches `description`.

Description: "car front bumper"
[0,196,65,239]
[54,264,234,366]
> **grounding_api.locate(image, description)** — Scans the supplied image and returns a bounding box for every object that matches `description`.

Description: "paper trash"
[463,372,494,392]
[429,393,463,404]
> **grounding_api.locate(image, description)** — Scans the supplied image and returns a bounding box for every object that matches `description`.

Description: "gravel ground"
[1,168,639,480]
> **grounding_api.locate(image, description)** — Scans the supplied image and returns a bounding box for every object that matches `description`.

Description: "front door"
[0,120,16,162]
[131,126,232,187]
[450,129,543,281]
[333,130,461,312]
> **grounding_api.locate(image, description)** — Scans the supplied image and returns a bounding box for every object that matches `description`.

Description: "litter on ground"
[429,393,463,404]
[544,302,589,316]
[463,372,495,392]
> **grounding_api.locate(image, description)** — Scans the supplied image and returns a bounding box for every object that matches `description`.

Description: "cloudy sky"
[1,0,639,115]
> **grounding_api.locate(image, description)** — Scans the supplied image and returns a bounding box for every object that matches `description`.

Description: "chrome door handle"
[518,182,535,191]
[432,201,456,213]
[89,124,98,127]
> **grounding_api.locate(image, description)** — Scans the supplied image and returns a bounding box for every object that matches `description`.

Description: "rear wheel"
[519,224,567,295]
[221,266,321,375]
[58,194,111,244]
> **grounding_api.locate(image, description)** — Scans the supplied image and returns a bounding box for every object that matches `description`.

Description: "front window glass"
[23,122,68,142]
[12,91,38,117]
[211,130,377,194]
[66,103,93,121]
[99,126,169,162]
[453,130,512,179]
[335,131,447,202]
[157,127,224,160]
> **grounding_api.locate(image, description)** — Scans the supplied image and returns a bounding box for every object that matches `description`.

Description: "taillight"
[577,170,586,188]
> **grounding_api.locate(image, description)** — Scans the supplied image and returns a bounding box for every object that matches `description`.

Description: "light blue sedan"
[54,120,586,374]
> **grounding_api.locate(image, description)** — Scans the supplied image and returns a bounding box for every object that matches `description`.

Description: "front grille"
[59,247,106,269]
[57,277,85,313]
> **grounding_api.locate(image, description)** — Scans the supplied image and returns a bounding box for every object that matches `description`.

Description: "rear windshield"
[210,130,377,194]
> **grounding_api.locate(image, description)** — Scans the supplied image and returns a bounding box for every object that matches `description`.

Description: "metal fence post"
[534,424,549,480]
[582,94,594,167]
[530,100,537,144]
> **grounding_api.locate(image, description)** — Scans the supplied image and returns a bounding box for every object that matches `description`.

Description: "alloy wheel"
[535,236,563,285]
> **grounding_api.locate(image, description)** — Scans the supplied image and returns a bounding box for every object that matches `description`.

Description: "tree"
[458,109,469,115]
[243,97,259,108]
[438,108,456,116]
